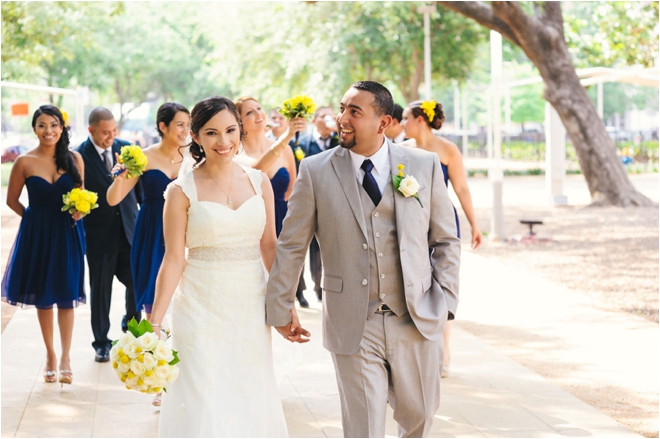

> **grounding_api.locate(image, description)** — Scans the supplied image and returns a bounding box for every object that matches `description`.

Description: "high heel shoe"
[44,370,57,383]
[59,370,73,387]
[152,392,162,407]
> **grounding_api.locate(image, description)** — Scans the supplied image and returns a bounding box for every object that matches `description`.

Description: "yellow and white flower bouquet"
[110,318,180,394]
[280,94,317,146]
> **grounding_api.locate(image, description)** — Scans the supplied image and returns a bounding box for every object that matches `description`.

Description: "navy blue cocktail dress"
[130,169,173,314]
[269,167,290,237]
[1,174,86,309]
[441,163,461,238]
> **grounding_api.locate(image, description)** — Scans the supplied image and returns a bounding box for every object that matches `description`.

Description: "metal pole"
[489,30,504,241]
[424,11,432,100]
[597,80,604,120]
[462,88,468,160]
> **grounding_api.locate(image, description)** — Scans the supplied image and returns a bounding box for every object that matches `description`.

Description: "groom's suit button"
[378,253,383,258]
[362,279,368,285]
[375,232,381,237]
[380,294,386,299]
[362,243,368,249]
[380,274,385,279]
[373,212,379,217]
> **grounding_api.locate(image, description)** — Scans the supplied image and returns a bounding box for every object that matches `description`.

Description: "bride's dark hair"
[185,97,245,165]
[31,105,83,187]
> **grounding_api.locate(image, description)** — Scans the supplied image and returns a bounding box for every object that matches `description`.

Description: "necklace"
[208,167,234,205]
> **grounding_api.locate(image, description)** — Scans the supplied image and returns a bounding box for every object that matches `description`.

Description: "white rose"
[142,352,157,369]
[116,332,136,349]
[154,341,174,363]
[155,365,170,381]
[125,377,139,388]
[117,362,130,374]
[137,332,159,352]
[124,340,143,358]
[167,366,180,383]
[398,175,420,197]
[142,373,158,387]
[109,344,120,361]
[130,359,146,376]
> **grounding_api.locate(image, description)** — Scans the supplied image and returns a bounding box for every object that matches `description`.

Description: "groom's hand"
[275,322,311,343]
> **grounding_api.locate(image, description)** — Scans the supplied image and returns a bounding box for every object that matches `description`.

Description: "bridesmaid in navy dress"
[107,103,190,318]
[402,100,483,378]
[2,105,86,386]
[233,97,308,303]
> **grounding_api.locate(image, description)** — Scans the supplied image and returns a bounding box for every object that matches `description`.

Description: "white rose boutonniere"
[393,164,423,207]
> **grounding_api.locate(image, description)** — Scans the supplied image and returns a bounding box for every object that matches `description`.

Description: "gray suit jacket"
[266,140,461,355]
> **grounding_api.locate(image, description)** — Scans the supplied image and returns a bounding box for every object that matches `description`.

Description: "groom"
[266,81,460,437]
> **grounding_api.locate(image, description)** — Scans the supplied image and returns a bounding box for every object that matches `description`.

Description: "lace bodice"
[168,165,266,257]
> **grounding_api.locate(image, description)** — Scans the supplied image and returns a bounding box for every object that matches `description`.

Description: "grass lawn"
[1,163,13,187]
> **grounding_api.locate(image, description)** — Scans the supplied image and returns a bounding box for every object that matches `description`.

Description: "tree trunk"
[398,46,424,104]
[438,1,653,206]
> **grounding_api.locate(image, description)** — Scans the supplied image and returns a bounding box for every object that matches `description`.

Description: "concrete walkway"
[2,249,648,438]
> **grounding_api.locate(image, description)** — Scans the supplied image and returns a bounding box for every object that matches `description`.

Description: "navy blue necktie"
[361,159,381,206]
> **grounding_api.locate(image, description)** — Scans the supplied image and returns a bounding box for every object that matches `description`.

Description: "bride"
[148,96,309,437]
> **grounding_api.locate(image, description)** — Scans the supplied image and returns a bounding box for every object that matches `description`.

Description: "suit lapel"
[389,142,411,247]
[81,139,113,184]
[331,148,368,240]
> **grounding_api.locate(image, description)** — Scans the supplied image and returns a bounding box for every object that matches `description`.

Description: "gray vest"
[358,176,407,318]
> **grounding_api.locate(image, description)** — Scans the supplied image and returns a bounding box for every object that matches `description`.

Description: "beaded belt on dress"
[187,245,261,262]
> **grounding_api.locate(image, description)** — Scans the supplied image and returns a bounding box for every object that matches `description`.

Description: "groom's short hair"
[350,81,394,118]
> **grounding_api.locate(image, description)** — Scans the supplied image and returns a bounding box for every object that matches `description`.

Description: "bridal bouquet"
[111,318,180,394]
[115,145,148,178]
[280,95,317,146]
[62,188,99,217]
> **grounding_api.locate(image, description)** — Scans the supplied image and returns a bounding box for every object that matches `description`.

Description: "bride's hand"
[288,307,311,343]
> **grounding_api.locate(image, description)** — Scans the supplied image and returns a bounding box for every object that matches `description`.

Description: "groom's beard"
[339,137,356,149]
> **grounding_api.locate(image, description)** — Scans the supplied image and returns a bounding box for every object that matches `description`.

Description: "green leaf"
[136,318,154,335]
[168,350,180,366]
[392,174,403,190]
[127,317,142,338]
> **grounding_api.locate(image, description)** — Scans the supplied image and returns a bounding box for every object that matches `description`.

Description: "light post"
[417,3,436,100]
[489,30,505,241]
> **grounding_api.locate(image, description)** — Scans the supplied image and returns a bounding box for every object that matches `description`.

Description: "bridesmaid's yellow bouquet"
[62,188,99,217]
[116,145,148,178]
[280,95,317,146]
[111,318,180,394]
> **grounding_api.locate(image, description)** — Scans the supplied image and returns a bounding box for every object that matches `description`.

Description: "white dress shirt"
[313,130,333,151]
[348,138,390,195]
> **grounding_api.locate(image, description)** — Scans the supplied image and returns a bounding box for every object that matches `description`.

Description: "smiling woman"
[1,105,86,387]
[148,96,295,437]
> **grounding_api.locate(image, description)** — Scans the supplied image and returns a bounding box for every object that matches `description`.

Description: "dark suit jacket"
[292,132,339,171]
[76,138,140,256]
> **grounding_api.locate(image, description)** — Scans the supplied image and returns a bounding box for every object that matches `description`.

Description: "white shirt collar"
[349,137,389,176]
[90,137,111,156]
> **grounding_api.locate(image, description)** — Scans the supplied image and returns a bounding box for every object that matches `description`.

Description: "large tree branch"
[437,1,520,47]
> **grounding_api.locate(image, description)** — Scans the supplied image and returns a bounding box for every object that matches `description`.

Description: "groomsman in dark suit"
[385,103,407,143]
[293,107,339,302]
[76,107,141,362]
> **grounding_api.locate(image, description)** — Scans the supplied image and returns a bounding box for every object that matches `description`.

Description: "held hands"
[71,210,83,221]
[274,307,311,343]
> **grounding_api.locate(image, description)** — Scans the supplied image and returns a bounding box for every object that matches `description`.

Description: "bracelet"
[271,145,283,157]
[151,323,162,328]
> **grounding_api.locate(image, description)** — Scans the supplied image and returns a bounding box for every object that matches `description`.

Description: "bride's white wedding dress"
[158,165,288,438]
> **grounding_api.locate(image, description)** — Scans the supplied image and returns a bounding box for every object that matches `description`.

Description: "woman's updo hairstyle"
[186,96,245,165]
[156,102,190,137]
[31,105,82,187]
[233,96,259,136]
[408,100,445,130]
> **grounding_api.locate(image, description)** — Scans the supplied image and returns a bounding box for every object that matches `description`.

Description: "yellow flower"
[68,188,81,202]
[75,200,91,214]
[120,355,130,364]
[397,164,404,171]
[152,387,161,393]
[420,101,436,122]
[157,359,167,366]
[398,171,404,177]
[60,110,69,127]
[137,354,144,363]
[112,362,118,369]
[127,371,135,379]
[145,369,153,377]
[88,192,98,205]
[294,147,305,161]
